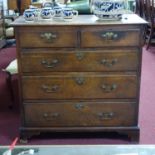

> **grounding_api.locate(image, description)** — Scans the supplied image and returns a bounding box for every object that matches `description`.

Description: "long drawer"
[18,27,78,48]
[22,74,137,99]
[81,28,140,47]
[21,49,138,72]
[24,101,137,127]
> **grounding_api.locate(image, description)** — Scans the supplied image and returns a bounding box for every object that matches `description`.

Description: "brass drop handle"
[41,59,59,68]
[101,32,118,40]
[41,84,60,93]
[101,84,117,93]
[40,32,57,42]
[101,58,118,67]
[43,112,59,121]
[75,103,84,110]
[97,112,114,120]
[74,77,85,85]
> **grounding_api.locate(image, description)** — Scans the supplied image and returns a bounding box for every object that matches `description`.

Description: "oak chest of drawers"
[12,14,146,143]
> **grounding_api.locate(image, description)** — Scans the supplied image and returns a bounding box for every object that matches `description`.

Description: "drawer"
[18,27,77,48]
[21,49,138,72]
[22,74,137,99]
[24,101,137,127]
[81,28,140,47]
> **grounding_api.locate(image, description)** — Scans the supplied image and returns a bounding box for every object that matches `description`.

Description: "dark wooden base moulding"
[19,127,140,144]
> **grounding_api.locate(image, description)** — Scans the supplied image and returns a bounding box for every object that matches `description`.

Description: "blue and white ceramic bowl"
[41,7,55,19]
[23,9,36,21]
[62,7,78,21]
[53,6,63,17]
[91,0,126,20]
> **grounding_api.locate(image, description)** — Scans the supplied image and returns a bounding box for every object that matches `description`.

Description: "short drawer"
[21,49,138,72]
[18,27,77,48]
[22,74,137,99]
[81,28,140,47]
[24,101,137,127]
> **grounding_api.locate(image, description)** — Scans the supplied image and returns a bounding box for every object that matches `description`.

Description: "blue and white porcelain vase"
[91,0,127,20]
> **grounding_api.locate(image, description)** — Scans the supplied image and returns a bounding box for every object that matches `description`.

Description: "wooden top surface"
[11,14,147,26]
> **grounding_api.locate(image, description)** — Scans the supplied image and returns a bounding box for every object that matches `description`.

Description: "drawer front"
[22,74,137,99]
[21,49,138,72]
[18,27,77,47]
[24,102,136,127]
[81,28,140,47]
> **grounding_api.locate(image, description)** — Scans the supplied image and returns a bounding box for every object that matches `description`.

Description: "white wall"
[2,0,7,10]
[2,0,16,15]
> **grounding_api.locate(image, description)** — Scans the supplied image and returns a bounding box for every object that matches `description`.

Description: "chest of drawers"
[12,14,146,143]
